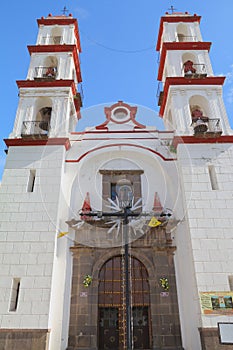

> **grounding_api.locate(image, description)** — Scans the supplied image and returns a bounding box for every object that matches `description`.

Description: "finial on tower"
[61,6,69,15]
[152,192,163,214]
[167,5,177,14]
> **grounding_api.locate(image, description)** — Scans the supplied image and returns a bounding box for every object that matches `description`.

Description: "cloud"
[224,64,233,84]
[217,64,233,83]
[226,87,233,104]
[219,64,233,104]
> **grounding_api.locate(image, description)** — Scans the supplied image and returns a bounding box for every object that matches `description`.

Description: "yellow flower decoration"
[83,274,93,287]
[159,277,169,291]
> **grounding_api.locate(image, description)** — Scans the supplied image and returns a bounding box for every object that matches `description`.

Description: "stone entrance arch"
[98,255,152,349]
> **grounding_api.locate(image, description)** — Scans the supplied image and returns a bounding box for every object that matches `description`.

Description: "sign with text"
[200,292,233,315]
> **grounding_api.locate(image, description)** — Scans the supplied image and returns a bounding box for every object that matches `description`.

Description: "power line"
[80,29,154,54]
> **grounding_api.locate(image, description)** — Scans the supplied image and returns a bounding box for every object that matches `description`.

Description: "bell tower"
[0,12,83,350]
[156,11,232,137]
[9,13,82,140]
[155,10,233,350]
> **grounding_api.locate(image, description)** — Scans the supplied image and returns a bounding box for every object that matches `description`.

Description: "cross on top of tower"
[61,6,69,15]
[167,5,177,14]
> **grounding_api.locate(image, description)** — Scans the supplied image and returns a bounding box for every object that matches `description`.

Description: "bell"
[193,122,208,134]
[39,121,49,131]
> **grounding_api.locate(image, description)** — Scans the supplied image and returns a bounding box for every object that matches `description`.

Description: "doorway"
[98,255,152,350]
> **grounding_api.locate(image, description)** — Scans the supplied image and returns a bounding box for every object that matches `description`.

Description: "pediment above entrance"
[95,101,146,131]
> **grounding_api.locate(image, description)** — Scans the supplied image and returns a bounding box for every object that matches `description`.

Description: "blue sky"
[1,0,233,179]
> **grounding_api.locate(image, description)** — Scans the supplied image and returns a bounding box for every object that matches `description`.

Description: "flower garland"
[83,274,93,287]
[159,277,169,291]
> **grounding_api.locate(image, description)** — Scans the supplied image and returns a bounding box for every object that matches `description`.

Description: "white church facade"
[1,9,233,350]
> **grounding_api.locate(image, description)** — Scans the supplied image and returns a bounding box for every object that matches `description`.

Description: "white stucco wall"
[177,143,233,341]
[0,145,71,347]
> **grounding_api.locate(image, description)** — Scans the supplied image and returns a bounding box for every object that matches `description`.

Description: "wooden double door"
[98,256,152,350]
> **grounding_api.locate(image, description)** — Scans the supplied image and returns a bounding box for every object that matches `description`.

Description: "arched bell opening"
[38,107,52,131]
[21,98,52,138]
[176,23,189,42]
[182,53,196,76]
[51,26,63,44]
[182,53,207,78]
[34,98,52,135]
[189,96,209,135]
[43,56,58,78]
[34,56,58,80]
